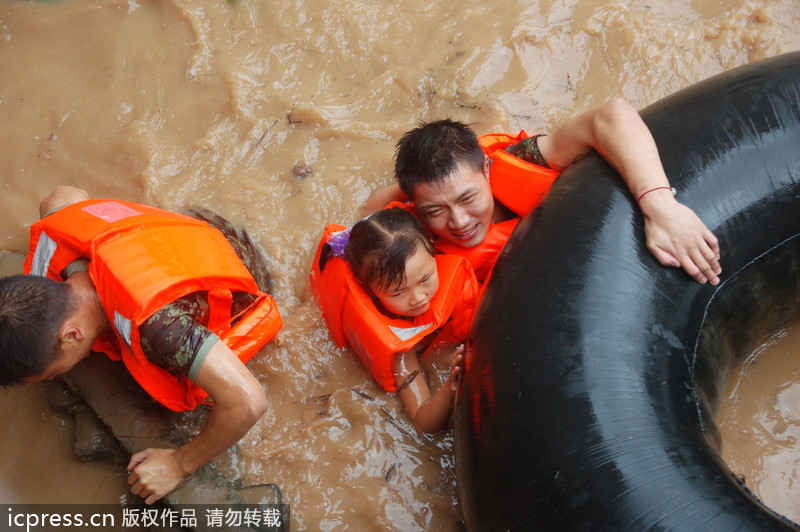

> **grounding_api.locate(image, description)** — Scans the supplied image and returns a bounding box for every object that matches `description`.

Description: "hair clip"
[327,228,351,259]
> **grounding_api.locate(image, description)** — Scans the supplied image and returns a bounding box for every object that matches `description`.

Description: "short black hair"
[0,275,74,386]
[394,118,485,198]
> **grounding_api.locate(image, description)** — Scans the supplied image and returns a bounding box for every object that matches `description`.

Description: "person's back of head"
[0,275,73,386]
[394,118,485,198]
[346,208,435,295]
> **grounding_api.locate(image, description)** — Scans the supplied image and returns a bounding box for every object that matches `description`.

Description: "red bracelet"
[637,186,676,203]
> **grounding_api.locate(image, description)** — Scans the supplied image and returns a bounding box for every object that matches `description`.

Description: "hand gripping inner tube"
[455,52,800,531]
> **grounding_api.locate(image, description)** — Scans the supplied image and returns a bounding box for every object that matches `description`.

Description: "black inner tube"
[455,52,800,531]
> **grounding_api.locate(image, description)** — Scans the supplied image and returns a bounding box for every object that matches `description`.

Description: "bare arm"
[393,344,463,434]
[126,341,268,504]
[537,98,721,285]
[362,184,408,216]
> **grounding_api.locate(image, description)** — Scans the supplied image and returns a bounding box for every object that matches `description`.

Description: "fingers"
[674,241,721,285]
[126,449,170,505]
[642,198,723,286]
[126,450,151,498]
[129,481,160,505]
[128,470,167,505]
[450,360,463,381]
[703,226,721,261]
[447,345,466,392]
[655,245,721,285]
[648,225,722,285]
[127,451,146,472]
[127,472,150,502]
[450,347,465,372]
[648,246,681,269]
[684,227,722,285]
[696,247,722,285]
[449,364,462,393]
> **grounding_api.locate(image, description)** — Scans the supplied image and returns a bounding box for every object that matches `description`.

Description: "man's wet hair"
[346,207,435,295]
[0,275,73,386]
[394,118,486,198]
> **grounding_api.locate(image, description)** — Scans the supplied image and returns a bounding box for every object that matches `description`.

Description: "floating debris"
[293,164,313,179]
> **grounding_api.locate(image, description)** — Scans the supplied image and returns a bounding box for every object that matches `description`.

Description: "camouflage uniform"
[503,134,551,168]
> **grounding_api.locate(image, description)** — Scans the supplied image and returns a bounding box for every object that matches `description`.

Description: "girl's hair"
[345,208,435,293]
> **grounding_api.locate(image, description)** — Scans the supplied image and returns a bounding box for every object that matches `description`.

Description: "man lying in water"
[0,185,282,504]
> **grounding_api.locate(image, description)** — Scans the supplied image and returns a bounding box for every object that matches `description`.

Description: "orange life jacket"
[435,131,561,282]
[24,199,283,412]
[309,224,478,392]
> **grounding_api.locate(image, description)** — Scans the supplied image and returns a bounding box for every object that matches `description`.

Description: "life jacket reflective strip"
[309,224,478,392]
[434,131,561,282]
[24,199,283,411]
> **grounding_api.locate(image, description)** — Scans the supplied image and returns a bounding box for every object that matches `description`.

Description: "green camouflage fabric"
[503,134,551,169]
[139,291,257,377]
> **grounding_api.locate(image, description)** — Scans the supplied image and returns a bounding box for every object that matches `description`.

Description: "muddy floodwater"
[717,318,800,525]
[1,0,799,529]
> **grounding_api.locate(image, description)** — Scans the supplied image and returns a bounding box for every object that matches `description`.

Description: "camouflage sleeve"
[138,292,216,380]
[138,290,257,380]
[503,134,551,169]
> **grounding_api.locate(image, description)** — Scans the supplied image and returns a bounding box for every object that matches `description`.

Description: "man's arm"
[537,98,721,285]
[362,183,408,216]
[126,341,268,504]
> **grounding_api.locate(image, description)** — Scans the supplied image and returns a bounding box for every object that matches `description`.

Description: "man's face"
[411,158,494,249]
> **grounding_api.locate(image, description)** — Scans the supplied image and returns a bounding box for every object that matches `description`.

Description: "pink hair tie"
[637,186,676,203]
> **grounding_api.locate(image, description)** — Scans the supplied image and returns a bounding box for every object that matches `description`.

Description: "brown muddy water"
[0,0,798,529]
[717,318,800,524]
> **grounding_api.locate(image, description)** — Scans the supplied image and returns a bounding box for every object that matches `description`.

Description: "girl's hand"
[448,344,465,393]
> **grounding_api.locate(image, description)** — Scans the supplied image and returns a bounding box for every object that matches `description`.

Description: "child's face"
[371,248,439,317]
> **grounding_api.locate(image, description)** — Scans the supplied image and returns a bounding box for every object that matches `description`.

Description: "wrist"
[172,448,200,478]
[637,187,678,217]
[636,186,675,204]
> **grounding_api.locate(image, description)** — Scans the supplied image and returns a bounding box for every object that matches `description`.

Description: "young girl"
[311,207,478,433]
